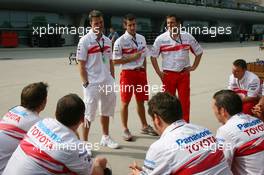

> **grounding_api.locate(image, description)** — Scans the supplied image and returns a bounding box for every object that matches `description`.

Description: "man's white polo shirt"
[113,31,148,70]
[77,30,113,85]
[151,31,203,72]
[3,118,93,175]
[216,113,264,175]
[228,70,261,98]
[0,106,40,173]
[140,120,232,175]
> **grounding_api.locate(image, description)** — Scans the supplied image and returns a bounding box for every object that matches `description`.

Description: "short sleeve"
[228,75,236,90]
[151,37,161,58]
[247,78,260,97]
[76,38,88,61]
[113,38,122,60]
[189,34,203,56]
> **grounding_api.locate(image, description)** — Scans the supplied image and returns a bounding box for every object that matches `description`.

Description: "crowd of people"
[0,9,263,175]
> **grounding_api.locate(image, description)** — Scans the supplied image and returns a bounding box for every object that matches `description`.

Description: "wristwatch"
[83,81,89,88]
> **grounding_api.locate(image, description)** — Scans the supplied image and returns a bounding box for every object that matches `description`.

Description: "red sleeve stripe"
[160,44,190,53]
[87,45,99,53]
[20,140,77,175]
[235,137,264,157]
[122,48,138,54]
[87,45,111,54]
[160,44,171,50]
[0,123,26,134]
[172,149,225,175]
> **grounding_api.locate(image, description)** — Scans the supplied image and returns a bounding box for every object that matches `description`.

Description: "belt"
[163,69,186,73]
[123,67,145,71]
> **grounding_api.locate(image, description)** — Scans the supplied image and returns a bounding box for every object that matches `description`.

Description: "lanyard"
[95,37,105,54]
[95,37,107,63]
[131,37,138,48]
[171,33,182,44]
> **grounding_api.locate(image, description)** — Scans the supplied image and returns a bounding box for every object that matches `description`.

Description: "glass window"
[110,16,123,32]
[29,12,59,26]
[0,11,11,28]
[137,18,151,31]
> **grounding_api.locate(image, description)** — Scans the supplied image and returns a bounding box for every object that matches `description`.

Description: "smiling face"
[90,16,104,35]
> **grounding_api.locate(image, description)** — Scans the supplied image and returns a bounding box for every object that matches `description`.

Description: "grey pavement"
[0,41,263,175]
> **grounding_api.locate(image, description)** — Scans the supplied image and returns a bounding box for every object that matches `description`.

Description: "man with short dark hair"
[228,59,261,115]
[0,82,48,173]
[113,13,156,141]
[3,94,109,175]
[213,90,264,174]
[151,14,203,123]
[77,10,119,148]
[130,92,231,175]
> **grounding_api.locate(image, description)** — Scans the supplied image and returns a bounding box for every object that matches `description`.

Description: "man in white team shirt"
[213,90,264,175]
[151,15,203,123]
[77,10,118,149]
[113,13,157,141]
[0,82,48,173]
[3,94,109,175]
[228,59,261,115]
[129,92,232,175]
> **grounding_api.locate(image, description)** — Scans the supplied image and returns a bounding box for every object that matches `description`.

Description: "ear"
[219,107,225,116]
[44,97,47,105]
[219,107,229,119]
[123,22,126,29]
[80,115,85,123]
[76,116,84,130]
[153,114,162,126]
[38,97,47,112]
